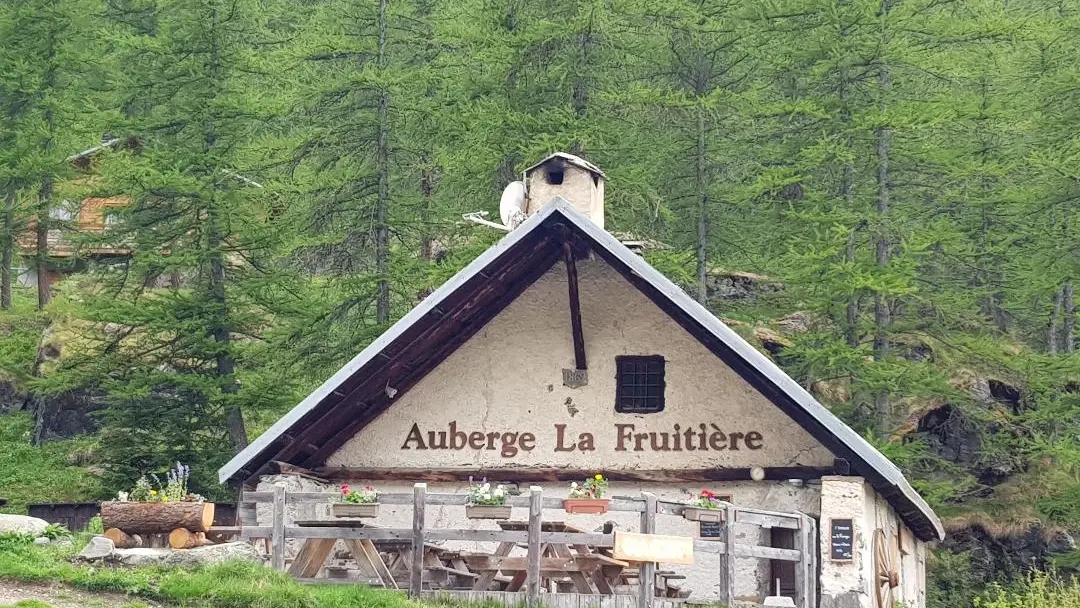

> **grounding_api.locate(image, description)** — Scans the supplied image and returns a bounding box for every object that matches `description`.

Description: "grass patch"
[0,413,104,515]
[0,534,433,607]
[976,571,1080,607]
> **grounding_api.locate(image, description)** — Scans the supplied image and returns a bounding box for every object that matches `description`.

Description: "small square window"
[615,355,665,413]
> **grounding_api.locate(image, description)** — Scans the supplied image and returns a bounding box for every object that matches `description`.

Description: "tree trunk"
[104,527,144,548]
[100,501,215,534]
[1049,283,1064,355]
[203,5,246,453]
[375,0,391,325]
[1,185,13,310]
[873,1,892,422]
[36,32,57,312]
[695,102,709,305]
[168,527,207,549]
[1065,281,1075,354]
[419,153,437,261]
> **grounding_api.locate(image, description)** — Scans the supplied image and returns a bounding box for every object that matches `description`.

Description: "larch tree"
[56,0,291,491]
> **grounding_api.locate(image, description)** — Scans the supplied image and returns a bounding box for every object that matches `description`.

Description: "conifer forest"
[2,0,1080,603]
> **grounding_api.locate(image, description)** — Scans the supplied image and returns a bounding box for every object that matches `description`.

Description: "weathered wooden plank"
[564,241,587,371]
[526,486,543,606]
[271,486,286,571]
[638,492,657,608]
[719,503,735,608]
[735,511,801,530]
[793,514,807,607]
[410,483,426,597]
[314,466,829,484]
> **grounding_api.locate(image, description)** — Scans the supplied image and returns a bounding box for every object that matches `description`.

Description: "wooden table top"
[295,519,374,528]
[496,520,591,534]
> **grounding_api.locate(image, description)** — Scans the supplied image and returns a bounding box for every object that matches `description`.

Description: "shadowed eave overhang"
[218,199,944,542]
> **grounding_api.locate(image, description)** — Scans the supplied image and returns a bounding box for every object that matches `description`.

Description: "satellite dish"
[499,181,527,228]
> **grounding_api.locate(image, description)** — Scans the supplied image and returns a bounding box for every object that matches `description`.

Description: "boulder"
[0,514,49,536]
[109,548,172,567]
[777,311,813,335]
[75,536,115,561]
[162,541,260,568]
[33,537,50,545]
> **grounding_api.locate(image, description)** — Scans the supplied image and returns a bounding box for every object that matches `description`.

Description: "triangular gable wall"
[328,258,835,471]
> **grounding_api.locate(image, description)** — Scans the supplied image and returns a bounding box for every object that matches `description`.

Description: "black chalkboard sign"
[699,520,722,538]
[830,518,854,560]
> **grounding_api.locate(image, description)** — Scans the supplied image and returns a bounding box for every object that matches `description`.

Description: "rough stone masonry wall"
[256,474,821,605]
[819,476,925,608]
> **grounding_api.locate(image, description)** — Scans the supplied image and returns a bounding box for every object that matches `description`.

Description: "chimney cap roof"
[524,152,605,179]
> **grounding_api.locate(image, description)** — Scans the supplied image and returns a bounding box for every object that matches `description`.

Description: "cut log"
[100,501,214,534]
[168,528,207,549]
[103,528,143,549]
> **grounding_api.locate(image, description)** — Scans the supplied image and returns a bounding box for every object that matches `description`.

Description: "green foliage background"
[0,0,1079,604]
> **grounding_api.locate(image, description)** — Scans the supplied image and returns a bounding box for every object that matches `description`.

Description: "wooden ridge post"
[271,486,286,571]
[526,486,543,606]
[410,483,427,598]
[719,503,735,607]
[638,492,657,608]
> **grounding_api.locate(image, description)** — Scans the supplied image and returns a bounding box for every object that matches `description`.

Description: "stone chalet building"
[220,154,944,608]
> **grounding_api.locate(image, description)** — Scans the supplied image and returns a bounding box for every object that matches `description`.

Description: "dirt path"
[0,580,159,607]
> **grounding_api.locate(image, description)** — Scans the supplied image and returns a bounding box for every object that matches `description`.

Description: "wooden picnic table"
[291,520,474,589]
[290,520,400,587]
[464,520,629,594]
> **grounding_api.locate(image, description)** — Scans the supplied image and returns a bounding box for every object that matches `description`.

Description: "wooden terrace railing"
[239,484,818,608]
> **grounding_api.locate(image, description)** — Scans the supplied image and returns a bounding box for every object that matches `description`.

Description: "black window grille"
[615,355,665,413]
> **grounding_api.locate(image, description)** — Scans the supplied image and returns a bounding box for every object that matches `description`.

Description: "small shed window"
[615,355,665,413]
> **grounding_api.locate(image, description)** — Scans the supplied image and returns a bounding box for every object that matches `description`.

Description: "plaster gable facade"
[328,258,834,471]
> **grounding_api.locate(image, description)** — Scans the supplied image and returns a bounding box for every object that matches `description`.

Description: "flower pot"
[466,505,513,520]
[563,498,610,515]
[332,503,380,518]
[682,506,724,523]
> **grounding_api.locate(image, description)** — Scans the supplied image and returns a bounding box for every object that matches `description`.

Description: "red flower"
[341,483,351,496]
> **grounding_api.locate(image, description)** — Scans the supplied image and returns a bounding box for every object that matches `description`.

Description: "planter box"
[682,506,724,523]
[563,498,610,515]
[331,503,380,518]
[466,505,513,520]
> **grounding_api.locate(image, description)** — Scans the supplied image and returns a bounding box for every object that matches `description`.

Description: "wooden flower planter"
[100,501,214,535]
[466,505,512,520]
[332,503,380,518]
[563,498,610,515]
[682,506,724,523]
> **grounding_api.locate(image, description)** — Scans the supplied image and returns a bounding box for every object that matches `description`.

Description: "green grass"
[0,533,434,608]
[975,572,1080,608]
[0,413,104,514]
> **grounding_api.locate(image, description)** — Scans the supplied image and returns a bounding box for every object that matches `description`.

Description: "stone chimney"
[523,153,606,229]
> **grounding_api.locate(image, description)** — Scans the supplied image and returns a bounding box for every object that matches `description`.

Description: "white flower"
[571,482,578,488]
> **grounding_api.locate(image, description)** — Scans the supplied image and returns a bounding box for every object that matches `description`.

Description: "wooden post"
[271,486,286,571]
[798,513,818,608]
[718,503,736,607]
[638,492,657,608]
[410,483,427,598]
[526,486,543,606]
[563,241,587,371]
